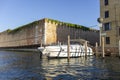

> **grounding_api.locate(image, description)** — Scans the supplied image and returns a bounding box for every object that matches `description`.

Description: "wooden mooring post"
[67,35,70,62]
[102,37,105,58]
[41,40,42,47]
[85,41,87,58]
[119,40,120,58]
[95,42,98,57]
[40,29,43,47]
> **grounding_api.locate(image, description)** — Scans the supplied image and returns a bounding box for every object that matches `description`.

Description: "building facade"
[0,18,99,48]
[100,0,120,53]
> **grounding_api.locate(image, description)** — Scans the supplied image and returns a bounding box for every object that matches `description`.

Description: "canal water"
[0,51,120,80]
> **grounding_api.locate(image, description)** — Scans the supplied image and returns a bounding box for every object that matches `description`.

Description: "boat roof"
[70,39,89,44]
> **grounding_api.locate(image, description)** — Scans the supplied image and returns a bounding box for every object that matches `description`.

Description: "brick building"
[99,0,120,53]
[0,18,99,48]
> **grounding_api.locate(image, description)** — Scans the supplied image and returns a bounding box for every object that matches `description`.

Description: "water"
[0,51,120,80]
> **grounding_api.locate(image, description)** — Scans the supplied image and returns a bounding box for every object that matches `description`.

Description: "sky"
[0,0,100,32]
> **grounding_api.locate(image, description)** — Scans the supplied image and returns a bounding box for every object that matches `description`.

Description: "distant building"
[99,0,120,53]
[0,18,99,48]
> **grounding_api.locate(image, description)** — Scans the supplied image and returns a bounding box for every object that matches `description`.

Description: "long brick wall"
[0,18,99,48]
[56,25,99,45]
[0,19,44,48]
[45,19,99,45]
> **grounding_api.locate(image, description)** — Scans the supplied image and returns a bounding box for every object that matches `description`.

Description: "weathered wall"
[0,19,44,48]
[56,25,99,45]
[100,0,120,47]
[45,20,57,45]
[0,18,99,48]
[100,0,120,53]
[45,19,99,45]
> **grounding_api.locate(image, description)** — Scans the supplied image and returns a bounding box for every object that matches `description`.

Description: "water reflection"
[42,57,93,79]
[0,51,120,80]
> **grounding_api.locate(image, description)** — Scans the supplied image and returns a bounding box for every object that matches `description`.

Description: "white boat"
[38,44,93,58]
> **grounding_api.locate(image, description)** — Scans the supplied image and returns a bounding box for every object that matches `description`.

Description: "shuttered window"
[103,22,111,31]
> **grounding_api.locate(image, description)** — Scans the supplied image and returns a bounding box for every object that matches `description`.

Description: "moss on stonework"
[5,18,98,34]
[6,29,11,33]
[46,18,90,31]
[8,20,39,34]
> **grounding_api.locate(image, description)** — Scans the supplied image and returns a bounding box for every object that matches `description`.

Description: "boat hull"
[38,44,93,58]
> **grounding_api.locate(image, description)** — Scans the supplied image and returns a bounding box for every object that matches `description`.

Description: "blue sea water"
[0,51,120,80]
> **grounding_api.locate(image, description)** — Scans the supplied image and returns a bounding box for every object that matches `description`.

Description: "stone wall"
[45,20,57,45]
[0,19,44,48]
[45,19,99,45]
[0,18,99,48]
[56,25,99,45]
[100,0,120,48]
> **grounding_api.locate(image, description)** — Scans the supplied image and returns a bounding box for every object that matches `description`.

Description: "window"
[119,28,120,36]
[105,11,109,18]
[103,23,111,31]
[106,37,110,44]
[104,0,108,6]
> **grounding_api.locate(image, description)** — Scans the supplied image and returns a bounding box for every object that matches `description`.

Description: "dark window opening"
[106,37,110,44]
[104,23,111,31]
[104,0,108,6]
[119,28,120,36]
[105,11,109,18]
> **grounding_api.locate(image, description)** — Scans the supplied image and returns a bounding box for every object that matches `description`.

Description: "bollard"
[95,42,98,56]
[102,37,105,58]
[67,35,70,62]
[85,41,87,58]
[118,40,120,58]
